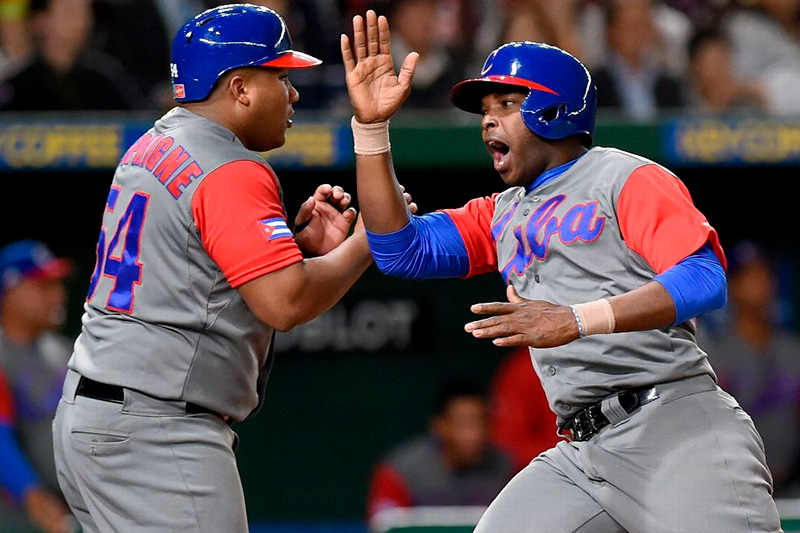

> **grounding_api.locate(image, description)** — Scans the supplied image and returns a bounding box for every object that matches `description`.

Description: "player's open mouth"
[486,139,510,171]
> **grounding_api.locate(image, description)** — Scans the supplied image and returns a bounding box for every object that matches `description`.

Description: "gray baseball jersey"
[70,106,303,421]
[444,147,721,425]
[436,146,781,532]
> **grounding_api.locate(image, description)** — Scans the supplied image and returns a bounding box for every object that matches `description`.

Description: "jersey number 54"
[87,186,150,314]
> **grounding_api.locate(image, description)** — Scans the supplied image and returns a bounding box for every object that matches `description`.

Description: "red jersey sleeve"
[617,164,726,274]
[0,370,15,425]
[366,463,413,518]
[440,194,498,278]
[489,348,559,472]
[191,160,303,288]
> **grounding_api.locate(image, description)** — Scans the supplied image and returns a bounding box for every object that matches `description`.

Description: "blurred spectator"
[0,240,75,533]
[488,347,559,473]
[0,0,141,111]
[91,0,201,110]
[699,241,800,495]
[366,378,513,518]
[0,0,32,74]
[501,0,582,58]
[386,0,465,109]
[592,0,684,119]
[580,0,693,78]
[724,0,800,114]
[687,26,765,113]
[250,0,349,110]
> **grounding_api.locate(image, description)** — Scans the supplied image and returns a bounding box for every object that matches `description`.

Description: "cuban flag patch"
[259,217,293,241]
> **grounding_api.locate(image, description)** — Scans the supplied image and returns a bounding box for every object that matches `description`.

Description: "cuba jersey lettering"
[494,194,606,283]
[489,148,718,424]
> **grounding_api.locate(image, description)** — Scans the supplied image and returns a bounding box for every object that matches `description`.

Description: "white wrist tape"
[573,299,616,336]
[351,117,390,155]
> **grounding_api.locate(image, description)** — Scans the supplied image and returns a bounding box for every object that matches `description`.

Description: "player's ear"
[227,73,250,106]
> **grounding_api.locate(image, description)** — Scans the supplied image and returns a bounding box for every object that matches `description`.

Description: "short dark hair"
[688,26,729,62]
[29,0,50,14]
[431,378,486,416]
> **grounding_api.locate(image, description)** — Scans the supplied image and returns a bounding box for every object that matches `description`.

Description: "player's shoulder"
[582,146,678,183]
[494,186,525,210]
[155,107,268,170]
[585,146,658,169]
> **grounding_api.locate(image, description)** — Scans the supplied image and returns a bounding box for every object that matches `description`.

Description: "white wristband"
[351,117,390,155]
[573,299,616,336]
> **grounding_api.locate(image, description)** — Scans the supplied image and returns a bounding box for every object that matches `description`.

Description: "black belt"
[564,385,659,442]
[75,376,226,420]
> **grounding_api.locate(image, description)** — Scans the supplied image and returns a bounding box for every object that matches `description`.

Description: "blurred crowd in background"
[2,0,800,116]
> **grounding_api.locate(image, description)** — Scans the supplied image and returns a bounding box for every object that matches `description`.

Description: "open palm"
[341,11,419,123]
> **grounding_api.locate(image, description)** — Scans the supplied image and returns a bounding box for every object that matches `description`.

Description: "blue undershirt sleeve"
[366,212,470,279]
[653,243,727,325]
[0,423,40,502]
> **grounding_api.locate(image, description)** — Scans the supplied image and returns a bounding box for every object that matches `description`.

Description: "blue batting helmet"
[170,4,322,103]
[450,42,597,146]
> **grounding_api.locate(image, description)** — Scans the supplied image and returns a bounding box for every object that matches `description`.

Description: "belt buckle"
[617,390,640,413]
[570,408,600,441]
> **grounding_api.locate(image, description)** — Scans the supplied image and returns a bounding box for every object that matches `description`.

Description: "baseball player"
[342,12,782,532]
[51,5,389,532]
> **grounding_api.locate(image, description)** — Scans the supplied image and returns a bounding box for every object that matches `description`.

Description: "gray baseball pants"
[474,374,783,533]
[52,369,246,533]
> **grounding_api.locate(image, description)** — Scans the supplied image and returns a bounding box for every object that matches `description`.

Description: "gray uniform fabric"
[55,369,243,533]
[475,375,781,532]
[492,148,715,426]
[54,107,288,532]
[474,147,781,532]
[70,107,274,422]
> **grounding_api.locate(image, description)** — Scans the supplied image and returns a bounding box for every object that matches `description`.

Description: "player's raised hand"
[341,10,419,123]
[464,285,581,348]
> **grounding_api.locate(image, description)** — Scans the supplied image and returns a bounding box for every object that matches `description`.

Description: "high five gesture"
[341,10,418,123]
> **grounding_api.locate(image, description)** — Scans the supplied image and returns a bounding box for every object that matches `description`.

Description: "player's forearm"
[607,281,676,333]
[295,230,373,320]
[355,151,410,233]
[240,231,372,331]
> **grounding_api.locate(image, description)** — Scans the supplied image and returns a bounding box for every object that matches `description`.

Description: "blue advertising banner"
[664,118,800,166]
